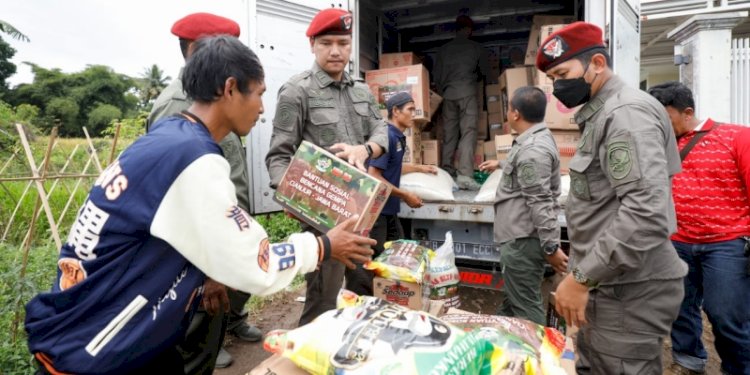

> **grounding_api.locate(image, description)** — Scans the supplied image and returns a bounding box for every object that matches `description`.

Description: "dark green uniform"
[566,76,688,374]
[266,62,388,326]
[494,123,561,324]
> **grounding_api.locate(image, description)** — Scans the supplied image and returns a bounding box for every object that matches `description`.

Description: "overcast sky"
[4,0,246,86]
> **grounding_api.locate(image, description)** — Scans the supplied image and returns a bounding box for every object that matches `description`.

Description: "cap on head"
[535,21,605,72]
[306,8,353,38]
[386,92,414,114]
[171,12,240,40]
[456,15,474,30]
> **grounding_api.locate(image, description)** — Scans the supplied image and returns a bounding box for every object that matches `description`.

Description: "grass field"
[0,135,301,373]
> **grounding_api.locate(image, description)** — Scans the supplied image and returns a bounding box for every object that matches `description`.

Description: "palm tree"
[0,20,29,42]
[139,64,171,106]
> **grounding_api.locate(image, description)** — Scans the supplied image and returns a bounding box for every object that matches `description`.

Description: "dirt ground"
[215,281,722,375]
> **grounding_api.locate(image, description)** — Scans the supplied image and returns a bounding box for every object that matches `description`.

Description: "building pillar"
[668,11,747,121]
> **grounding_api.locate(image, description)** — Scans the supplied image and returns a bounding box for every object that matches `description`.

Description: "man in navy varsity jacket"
[24,35,375,374]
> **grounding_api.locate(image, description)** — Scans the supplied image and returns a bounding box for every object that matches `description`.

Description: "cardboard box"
[474,141,485,169]
[537,84,580,130]
[488,112,503,126]
[478,111,488,140]
[500,67,534,96]
[374,276,425,310]
[403,126,422,164]
[487,100,503,114]
[486,84,502,97]
[483,139,497,160]
[495,134,514,162]
[366,65,431,124]
[499,67,534,122]
[421,139,440,166]
[429,90,443,118]
[525,15,576,65]
[273,141,391,235]
[248,354,308,375]
[489,123,504,138]
[379,52,421,68]
[533,24,568,86]
[551,129,581,145]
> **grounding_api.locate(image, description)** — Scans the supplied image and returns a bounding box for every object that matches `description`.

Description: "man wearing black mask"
[536,22,688,374]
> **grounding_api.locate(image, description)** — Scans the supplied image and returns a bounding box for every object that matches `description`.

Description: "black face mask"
[553,77,591,108]
[552,63,597,108]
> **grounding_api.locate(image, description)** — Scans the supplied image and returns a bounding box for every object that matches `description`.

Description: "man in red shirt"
[649,81,750,375]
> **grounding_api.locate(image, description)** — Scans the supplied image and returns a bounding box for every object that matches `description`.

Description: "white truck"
[242,0,642,290]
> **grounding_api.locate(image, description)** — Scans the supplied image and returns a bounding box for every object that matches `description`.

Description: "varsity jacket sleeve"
[150,154,320,296]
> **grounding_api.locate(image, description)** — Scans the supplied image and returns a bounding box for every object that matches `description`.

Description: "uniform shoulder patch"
[518,162,539,186]
[274,102,298,130]
[607,141,632,180]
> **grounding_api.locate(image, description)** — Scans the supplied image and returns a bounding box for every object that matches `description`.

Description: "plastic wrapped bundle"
[263,292,504,375]
[364,240,434,283]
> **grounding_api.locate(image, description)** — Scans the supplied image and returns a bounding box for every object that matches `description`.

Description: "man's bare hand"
[478,159,501,173]
[201,278,229,316]
[419,165,438,174]
[404,192,423,208]
[545,248,569,274]
[555,273,589,327]
[332,143,368,172]
[326,216,376,269]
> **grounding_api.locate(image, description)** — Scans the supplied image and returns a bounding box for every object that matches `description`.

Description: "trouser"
[35,347,187,375]
[670,239,750,375]
[226,289,251,330]
[497,237,546,325]
[345,214,405,296]
[575,278,684,375]
[298,225,373,326]
[178,308,228,375]
[441,95,478,177]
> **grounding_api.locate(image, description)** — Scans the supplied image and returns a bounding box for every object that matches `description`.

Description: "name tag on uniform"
[309,97,335,108]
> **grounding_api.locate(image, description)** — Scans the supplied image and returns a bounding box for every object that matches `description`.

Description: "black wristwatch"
[573,267,598,288]
[364,143,374,159]
[543,243,559,256]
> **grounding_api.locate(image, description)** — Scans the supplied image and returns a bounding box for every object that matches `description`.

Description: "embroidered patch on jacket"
[258,239,270,272]
[58,257,87,291]
[607,141,633,180]
[226,205,251,231]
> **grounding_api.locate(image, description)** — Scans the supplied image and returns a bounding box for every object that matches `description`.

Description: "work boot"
[666,363,705,375]
[456,175,481,191]
[214,347,233,369]
[229,321,263,342]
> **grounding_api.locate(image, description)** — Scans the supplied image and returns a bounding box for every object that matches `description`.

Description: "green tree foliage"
[0,20,30,42]
[0,37,17,97]
[8,64,138,136]
[87,103,122,135]
[138,64,171,110]
[45,97,79,133]
[0,100,39,153]
[101,110,147,140]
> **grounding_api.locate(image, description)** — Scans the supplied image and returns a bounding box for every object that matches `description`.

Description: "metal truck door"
[585,0,642,88]
[244,0,349,214]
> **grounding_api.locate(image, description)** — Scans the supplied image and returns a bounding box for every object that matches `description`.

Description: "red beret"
[536,22,606,72]
[306,9,353,37]
[171,12,240,40]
